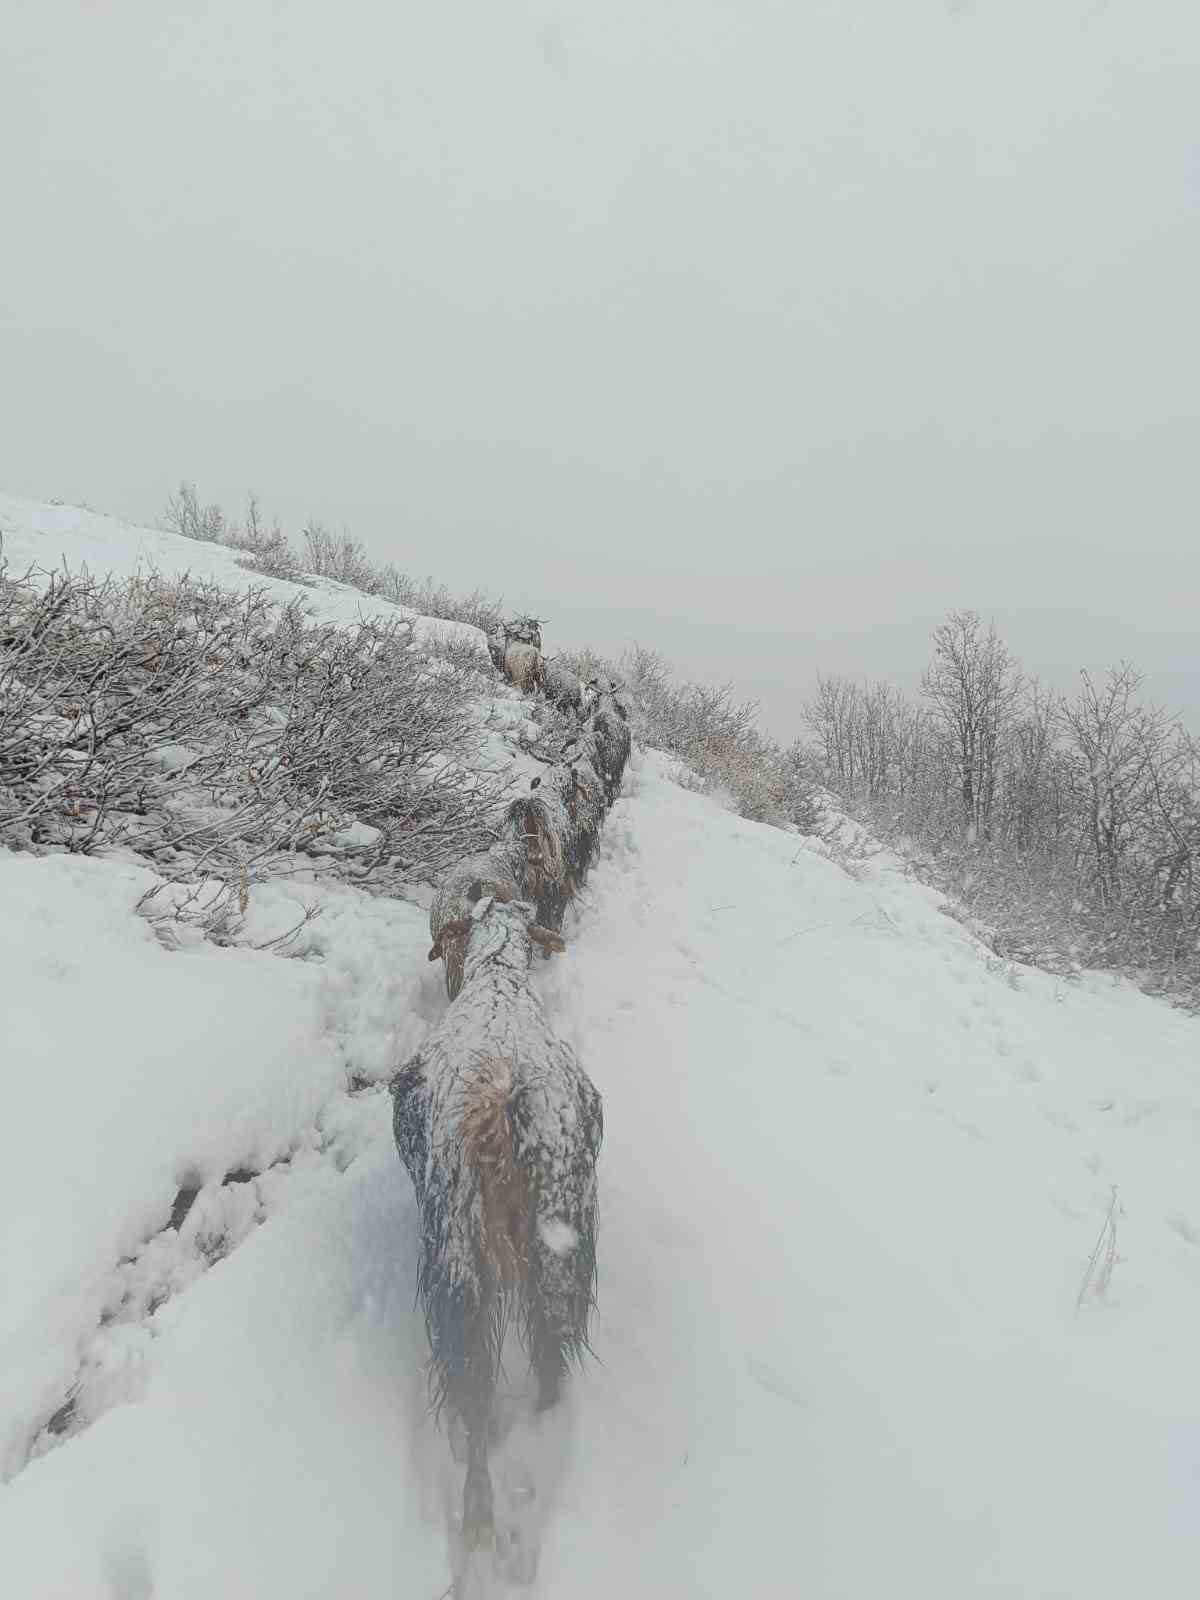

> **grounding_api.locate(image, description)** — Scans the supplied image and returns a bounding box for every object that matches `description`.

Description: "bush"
[800,629,1200,1011]
[555,641,792,827]
[162,486,505,634]
[0,552,510,936]
[226,495,307,582]
[163,482,226,543]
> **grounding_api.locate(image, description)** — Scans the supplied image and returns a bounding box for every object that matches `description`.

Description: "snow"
[3,496,1200,1595]
[538,1218,579,1258]
[0,853,432,1484]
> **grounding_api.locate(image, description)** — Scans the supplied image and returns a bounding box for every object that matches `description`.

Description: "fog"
[4,0,1198,740]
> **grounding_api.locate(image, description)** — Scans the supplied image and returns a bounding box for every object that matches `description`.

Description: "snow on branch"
[0,554,510,935]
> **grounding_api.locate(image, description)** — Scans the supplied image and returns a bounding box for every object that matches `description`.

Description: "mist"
[3,0,1198,739]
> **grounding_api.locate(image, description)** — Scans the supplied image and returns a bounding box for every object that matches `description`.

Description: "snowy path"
[551,759,1200,1596]
[4,751,1200,1596]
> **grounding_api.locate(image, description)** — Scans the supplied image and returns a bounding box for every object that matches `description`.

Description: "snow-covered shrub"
[783,777,826,836]
[162,481,227,542]
[377,572,503,635]
[800,629,1200,1010]
[555,642,789,827]
[162,487,506,633]
[225,495,307,582]
[0,555,509,934]
[299,520,381,592]
[420,625,500,683]
[307,528,507,634]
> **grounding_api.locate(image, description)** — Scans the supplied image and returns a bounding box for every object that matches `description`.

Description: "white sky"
[3,0,1198,742]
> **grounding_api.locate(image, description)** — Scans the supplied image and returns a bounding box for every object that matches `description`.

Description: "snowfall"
[2,492,1200,1598]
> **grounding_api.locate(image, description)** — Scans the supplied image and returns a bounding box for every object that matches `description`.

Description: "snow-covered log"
[391,891,603,1558]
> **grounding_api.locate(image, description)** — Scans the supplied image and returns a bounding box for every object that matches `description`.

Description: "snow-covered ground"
[3,497,1200,1597]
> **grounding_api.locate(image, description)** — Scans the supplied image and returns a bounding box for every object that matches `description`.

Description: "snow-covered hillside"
[3,497,1200,1597]
[0,490,487,658]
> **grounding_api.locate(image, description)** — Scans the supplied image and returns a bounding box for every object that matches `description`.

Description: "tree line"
[796,610,1199,1006]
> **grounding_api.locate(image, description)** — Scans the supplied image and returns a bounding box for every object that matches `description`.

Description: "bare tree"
[1059,665,1166,908]
[163,484,505,631]
[803,673,861,788]
[788,610,1200,1003]
[209,491,300,580]
[892,697,933,807]
[1142,726,1199,921]
[163,482,226,543]
[999,679,1067,853]
[922,610,1023,840]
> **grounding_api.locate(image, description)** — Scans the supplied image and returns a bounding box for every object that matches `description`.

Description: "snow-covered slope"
[3,498,1200,1597]
[0,490,488,657]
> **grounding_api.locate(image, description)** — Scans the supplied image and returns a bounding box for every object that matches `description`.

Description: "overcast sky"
[3,0,1198,742]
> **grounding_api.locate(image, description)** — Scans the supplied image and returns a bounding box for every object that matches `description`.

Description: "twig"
[1075,1186,1122,1311]
[252,904,323,951]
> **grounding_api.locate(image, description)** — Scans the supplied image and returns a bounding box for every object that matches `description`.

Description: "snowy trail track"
[5,760,1200,1587]
[540,761,1200,1597]
[27,1075,388,1466]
